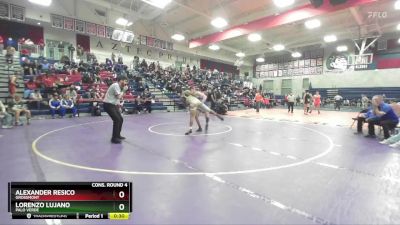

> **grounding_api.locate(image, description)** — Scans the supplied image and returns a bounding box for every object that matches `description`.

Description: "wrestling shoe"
[111,138,121,144]
[379,139,390,145]
[389,142,400,148]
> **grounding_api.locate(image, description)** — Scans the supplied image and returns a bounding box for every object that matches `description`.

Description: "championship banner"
[64,17,74,31]
[75,19,85,33]
[105,27,114,39]
[10,4,24,21]
[51,14,64,29]
[0,2,9,19]
[97,25,106,38]
[86,22,97,36]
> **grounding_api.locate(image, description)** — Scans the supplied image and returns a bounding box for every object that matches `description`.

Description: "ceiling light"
[116,18,131,26]
[273,0,295,8]
[273,44,285,51]
[337,45,348,52]
[292,52,302,58]
[126,22,133,26]
[397,24,400,30]
[397,38,400,43]
[236,52,245,57]
[29,0,52,6]
[395,0,400,10]
[324,34,337,43]
[305,19,321,29]
[171,34,185,41]
[37,22,41,25]
[256,57,265,63]
[209,45,220,50]
[141,0,172,9]
[211,17,228,28]
[8,38,12,41]
[248,33,262,42]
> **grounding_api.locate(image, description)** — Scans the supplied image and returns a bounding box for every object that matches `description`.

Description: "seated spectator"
[49,94,62,119]
[60,95,77,117]
[366,95,399,139]
[41,59,51,74]
[10,95,31,125]
[29,89,43,109]
[142,93,152,114]
[24,78,38,99]
[67,86,78,103]
[22,58,32,76]
[0,100,12,128]
[53,61,65,74]
[134,96,143,114]
[95,88,105,100]
[26,78,37,90]
[353,108,376,135]
[264,96,271,109]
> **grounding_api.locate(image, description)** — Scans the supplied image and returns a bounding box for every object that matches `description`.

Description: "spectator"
[10,95,31,125]
[264,95,271,109]
[49,94,62,119]
[0,100,13,128]
[9,74,18,98]
[361,95,369,108]
[366,95,399,140]
[303,90,312,115]
[0,35,3,51]
[41,59,51,74]
[254,91,263,113]
[22,58,32,75]
[333,94,343,111]
[5,46,15,64]
[353,108,376,135]
[67,86,78,103]
[287,92,295,114]
[29,89,43,109]
[60,95,77,117]
[140,59,148,71]
[296,95,301,106]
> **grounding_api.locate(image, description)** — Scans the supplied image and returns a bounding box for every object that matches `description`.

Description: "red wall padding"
[76,34,90,52]
[377,58,400,69]
[0,19,43,44]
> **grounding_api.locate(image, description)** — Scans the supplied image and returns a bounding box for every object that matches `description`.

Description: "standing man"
[287,92,295,114]
[334,94,343,111]
[254,91,263,113]
[103,76,129,144]
[303,90,311,115]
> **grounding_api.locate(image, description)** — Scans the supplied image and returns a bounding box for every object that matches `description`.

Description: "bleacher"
[22,68,171,117]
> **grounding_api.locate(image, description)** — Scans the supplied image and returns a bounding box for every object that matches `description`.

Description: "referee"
[103,75,128,144]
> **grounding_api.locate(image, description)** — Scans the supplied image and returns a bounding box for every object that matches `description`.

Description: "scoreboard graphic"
[8,182,132,220]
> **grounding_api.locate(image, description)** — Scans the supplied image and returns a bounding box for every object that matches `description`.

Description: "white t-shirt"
[334,95,343,101]
[104,83,121,105]
[287,95,295,103]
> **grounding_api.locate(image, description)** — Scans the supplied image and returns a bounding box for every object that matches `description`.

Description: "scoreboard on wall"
[8,182,132,220]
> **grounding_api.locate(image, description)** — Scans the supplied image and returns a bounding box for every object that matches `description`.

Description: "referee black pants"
[288,102,294,113]
[103,102,123,139]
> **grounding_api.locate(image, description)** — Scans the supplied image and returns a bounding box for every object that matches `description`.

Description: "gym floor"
[1,109,399,225]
